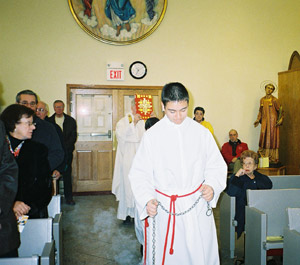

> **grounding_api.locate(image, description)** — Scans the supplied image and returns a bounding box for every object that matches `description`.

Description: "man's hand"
[146,199,158,217]
[52,170,61,180]
[199,184,214,202]
[13,201,31,218]
[134,114,142,125]
[150,112,156,118]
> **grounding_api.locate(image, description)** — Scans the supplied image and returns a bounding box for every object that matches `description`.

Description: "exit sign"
[107,62,124,81]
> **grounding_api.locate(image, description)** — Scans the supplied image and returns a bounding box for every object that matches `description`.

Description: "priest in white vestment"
[129,83,227,265]
[112,100,145,221]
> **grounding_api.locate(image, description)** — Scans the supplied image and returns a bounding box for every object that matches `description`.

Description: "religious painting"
[68,0,168,45]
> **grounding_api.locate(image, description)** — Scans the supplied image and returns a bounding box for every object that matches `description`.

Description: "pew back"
[47,195,61,218]
[269,175,300,189]
[245,189,300,265]
[247,189,300,236]
[18,218,53,256]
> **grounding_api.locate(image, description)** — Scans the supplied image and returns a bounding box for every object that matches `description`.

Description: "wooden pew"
[283,208,300,265]
[47,195,62,265]
[245,189,300,265]
[219,175,300,259]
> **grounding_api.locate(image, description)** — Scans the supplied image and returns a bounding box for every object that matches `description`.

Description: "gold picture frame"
[68,0,168,45]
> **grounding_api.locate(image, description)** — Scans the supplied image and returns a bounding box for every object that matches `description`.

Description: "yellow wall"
[1,0,300,151]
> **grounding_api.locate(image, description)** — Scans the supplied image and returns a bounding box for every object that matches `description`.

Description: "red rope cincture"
[144,218,149,265]
[143,182,204,265]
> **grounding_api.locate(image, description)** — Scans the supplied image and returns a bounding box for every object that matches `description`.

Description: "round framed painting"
[68,0,168,45]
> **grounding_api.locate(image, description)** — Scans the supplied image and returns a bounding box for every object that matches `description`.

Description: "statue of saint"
[254,83,284,164]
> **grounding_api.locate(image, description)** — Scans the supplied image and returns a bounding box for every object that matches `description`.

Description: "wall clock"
[129,61,147,79]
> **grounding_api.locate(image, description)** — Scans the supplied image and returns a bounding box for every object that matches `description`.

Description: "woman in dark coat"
[227,150,273,238]
[0,120,20,258]
[0,104,52,219]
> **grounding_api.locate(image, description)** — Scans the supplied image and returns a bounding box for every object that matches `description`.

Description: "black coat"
[14,139,53,219]
[45,117,67,173]
[227,170,273,238]
[0,121,20,255]
[48,113,77,153]
[32,116,64,171]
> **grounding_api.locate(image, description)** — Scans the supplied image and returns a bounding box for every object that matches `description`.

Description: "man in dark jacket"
[0,121,20,258]
[16,90,64,171]
[48,100,77,205]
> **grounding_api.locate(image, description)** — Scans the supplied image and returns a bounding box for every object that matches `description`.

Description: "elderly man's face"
[229,130,238,142]
[54,102,64,116]
[36,102,48,120]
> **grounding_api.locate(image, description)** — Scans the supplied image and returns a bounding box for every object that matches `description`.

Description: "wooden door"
[278,68,300,174]
[67,85,162,193]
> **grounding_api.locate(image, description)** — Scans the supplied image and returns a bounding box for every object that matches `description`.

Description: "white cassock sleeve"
[128,134,156,220]
[202,131,227,207]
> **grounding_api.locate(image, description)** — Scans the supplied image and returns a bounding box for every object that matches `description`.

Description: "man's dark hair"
[145,117,159,130]
[53,100,65,107]
[161,82,189,106]
[0,104,34,133]
[15,90,38,104]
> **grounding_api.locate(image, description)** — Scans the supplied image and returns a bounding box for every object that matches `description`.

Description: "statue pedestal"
[257,166,286,176]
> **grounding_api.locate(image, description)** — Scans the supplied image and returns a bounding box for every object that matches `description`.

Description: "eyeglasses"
[20,101,36,107]
[54,106,64,109]
[17,121,36,127]
[36,108,45,112]
[242,162,255,166]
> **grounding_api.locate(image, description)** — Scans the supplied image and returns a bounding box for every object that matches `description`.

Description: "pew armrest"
[219,192,236,259]
[41,241,55,265]
[53,212,63,265]
[245,206,267,265]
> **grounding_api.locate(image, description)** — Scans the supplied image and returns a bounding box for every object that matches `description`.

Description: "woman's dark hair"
[0,104,34,133]
[145,117,159,130]
[240,150,259,165]
[193,107,205,121]
[194,106,205,115]
[161,82,189,107]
